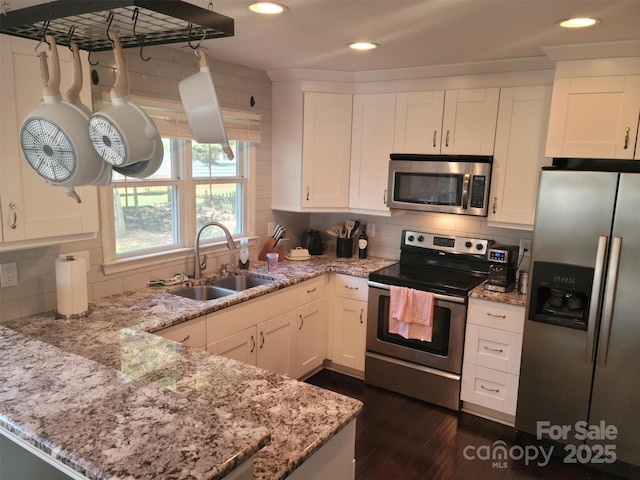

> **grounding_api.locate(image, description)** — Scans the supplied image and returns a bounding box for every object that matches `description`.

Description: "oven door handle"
[368,281,466,305]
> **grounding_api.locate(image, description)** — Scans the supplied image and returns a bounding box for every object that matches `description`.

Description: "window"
[98,96,260,270]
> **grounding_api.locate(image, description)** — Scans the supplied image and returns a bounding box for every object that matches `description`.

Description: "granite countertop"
[0,255,397,480]
[469,281,528,307]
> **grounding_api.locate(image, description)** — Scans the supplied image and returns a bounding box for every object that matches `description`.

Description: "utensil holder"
[336,237,354,258]
[258,237,284,261]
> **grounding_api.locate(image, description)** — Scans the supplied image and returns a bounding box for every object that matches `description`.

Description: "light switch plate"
[0,262,18,287]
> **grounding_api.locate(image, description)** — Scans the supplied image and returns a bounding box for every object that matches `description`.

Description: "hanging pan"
[88,31,163,178]
[179,50,233,160]
[19,36,109,203]
[64,43,112,186]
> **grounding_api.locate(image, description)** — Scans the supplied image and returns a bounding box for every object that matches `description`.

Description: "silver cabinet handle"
[598,236,622,368]
[306,186,310,201]
[383,189,387,203]
[585,235,608,365]
[307,287,317,294]
[623,126,630,149]
[486,312,506,319]
[483,345,503,353]
[432,130,437,148]
[359,308,364,324]
[260,331,265,349]
[345,285,359,290]
[445,129,450,147]
[299,314,304,330]
[481,384,500,393]
[177,334,190,343]
[9,202,17,229]
[250,334,256,353]
[492,197,497,214]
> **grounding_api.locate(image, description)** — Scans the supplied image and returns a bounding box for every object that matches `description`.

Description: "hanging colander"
[88,32,163,178]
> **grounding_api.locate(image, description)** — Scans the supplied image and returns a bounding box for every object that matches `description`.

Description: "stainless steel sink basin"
[171,285,236,301]
[211,275,275,291]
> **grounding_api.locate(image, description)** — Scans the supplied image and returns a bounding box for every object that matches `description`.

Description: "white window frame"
[98,96,259,275]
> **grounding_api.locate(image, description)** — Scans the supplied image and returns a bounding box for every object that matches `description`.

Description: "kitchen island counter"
[0,256,395,480]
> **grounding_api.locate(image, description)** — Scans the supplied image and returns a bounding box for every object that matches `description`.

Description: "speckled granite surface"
[469,281,528,307]
[0,255,396,480]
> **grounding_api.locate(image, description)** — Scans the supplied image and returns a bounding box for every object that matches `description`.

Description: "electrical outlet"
[519,239,532,255]
[0,262,18,287]
[58,251,90,272]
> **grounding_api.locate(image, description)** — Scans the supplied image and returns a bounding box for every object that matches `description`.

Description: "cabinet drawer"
[333,274,368,302]
[156,317,206,349]
[297,276,325,305]
[467,297,524,333]
[461,363,519,415]
[464,324,522,375]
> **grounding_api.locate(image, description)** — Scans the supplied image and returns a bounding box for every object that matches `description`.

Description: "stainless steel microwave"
[387,154,492,216]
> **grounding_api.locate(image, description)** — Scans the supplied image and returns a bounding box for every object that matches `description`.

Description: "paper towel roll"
[55,256,88,319]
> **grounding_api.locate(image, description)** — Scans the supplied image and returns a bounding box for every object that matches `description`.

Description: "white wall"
[0,44,274,321]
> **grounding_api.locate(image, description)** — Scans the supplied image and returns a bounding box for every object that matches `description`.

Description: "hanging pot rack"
[0,1,234,52]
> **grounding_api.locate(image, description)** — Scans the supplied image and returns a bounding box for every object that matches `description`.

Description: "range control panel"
[402,230,491,256]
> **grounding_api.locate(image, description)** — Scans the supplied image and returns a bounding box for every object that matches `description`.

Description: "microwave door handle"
[461,174,470,210]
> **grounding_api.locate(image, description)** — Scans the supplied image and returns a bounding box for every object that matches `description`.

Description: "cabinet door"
[489,86,552,229]
[292,298,326,379]
[545,75,640,159]
[211,327,258,366]
[461,363,519,415]
[0,34,99,246]
[442,88,500,155]
[301,92,352,208]
[349,93,396,213]
[257,311,293,377]
[332,297,367,371]
[394,90,444,154]
[155,317,207,350]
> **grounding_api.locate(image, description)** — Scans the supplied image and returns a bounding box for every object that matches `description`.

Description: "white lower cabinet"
[291,276,327,379]
[331,275,368,374]
[461,297,524,424]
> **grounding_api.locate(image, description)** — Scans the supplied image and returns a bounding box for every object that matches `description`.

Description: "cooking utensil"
[64,43,111,187]
[19,36,106,203]
[179,50,233,160]
[325,229,338,237]
[88,32,163,178]
[345,219,355,238]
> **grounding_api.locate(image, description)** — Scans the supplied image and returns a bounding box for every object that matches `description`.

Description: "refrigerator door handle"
[597,236,622,368]
[585,235,608,365]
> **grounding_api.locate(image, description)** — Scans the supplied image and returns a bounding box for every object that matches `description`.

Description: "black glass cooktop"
[369,262,487,296]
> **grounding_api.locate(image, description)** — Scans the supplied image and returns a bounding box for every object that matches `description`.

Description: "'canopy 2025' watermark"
[463,420,618,469]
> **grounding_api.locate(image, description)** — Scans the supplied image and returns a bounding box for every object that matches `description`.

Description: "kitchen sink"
[211,275,275,291]
[171,285,236,301]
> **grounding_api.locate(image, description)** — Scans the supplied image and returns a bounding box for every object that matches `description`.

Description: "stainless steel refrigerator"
[516,163,639,474]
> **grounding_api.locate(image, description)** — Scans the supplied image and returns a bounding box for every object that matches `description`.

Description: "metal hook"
[132,8,151,61]
[187,22,206,50]
[106,12,115,44]
[66,25,76,51]
[208,1,214,11]
[88,50,99,66]
[34,20,50,56]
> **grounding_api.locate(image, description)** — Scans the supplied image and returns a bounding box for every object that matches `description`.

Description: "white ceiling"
[7,0,640,73]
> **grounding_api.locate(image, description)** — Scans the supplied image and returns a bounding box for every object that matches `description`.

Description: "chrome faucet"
[194,222,237,279]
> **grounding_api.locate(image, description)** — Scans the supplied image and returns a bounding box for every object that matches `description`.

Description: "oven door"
[366,281,467,374]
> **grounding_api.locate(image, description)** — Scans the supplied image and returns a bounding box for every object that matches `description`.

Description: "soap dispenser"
[239,238,250,269]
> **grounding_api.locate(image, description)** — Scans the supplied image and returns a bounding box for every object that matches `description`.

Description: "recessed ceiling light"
[350,42,380,51]
[558,17,601,28]
[248,2,287,14]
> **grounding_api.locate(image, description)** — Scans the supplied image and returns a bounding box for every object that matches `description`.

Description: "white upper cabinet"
[349,93,396,214]
[488,85,553,230]
[394,88,500,155]
[0,35,99,251]
[272,88,352,212]
[545,56,640,160]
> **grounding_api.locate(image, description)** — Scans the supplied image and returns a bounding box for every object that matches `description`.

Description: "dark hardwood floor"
[306,369,627,480]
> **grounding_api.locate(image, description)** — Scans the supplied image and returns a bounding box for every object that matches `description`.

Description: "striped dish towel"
[389,286,434,342]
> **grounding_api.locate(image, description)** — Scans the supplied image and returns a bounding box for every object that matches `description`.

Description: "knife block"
[258,237,284,261]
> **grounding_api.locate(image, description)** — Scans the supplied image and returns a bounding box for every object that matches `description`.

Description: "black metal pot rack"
[0,1,234,52]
